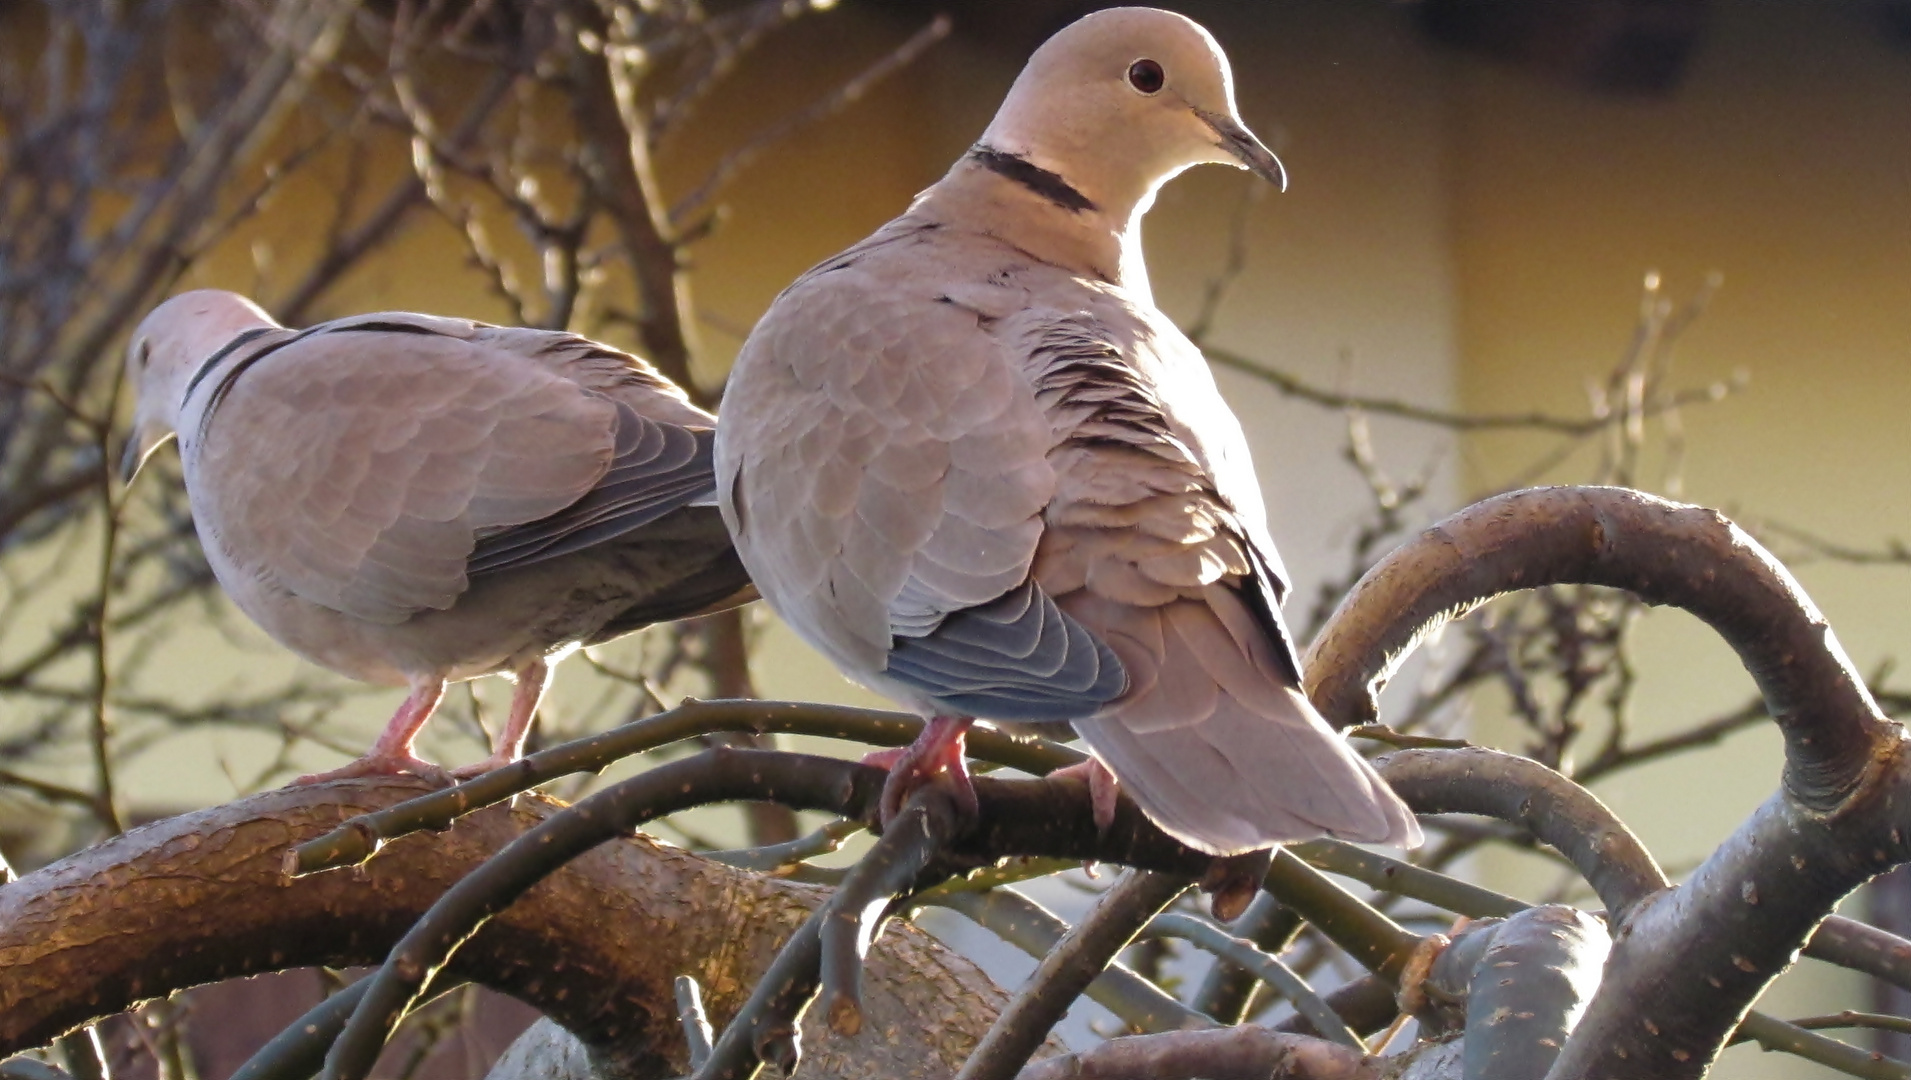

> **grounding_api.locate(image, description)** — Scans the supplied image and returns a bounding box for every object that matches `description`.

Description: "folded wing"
[199,314,716,625]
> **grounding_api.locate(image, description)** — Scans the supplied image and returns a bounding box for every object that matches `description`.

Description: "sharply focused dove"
[716,7,1420,855]
[123,291,753,782]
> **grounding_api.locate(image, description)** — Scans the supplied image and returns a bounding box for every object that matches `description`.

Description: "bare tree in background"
[6,4,1911,1080]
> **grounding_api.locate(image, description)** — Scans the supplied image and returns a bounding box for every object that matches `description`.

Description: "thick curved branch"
[1376,747,1667,919]
[318,750,885,1080]
[0,779,1017,1078]
[6,751,1249,1072]
[1545,744,1911,1079]
[1306,486,1892,812]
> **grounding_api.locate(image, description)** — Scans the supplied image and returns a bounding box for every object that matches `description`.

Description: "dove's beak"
[119,424,172,485]
[1199,110,1287,192]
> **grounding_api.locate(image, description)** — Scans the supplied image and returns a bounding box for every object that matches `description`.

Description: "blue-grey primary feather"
[468,405,717,576]
[885,579,1127,721]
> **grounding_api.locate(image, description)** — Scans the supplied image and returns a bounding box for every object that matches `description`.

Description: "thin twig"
[818,790,961,1038]
[292,700,1082,876]
[1788,1011,1911,1038]
[1732,1012,1911,1080]
[1288,839,1526,920]
[674,976,714,1071]
[928,887,1213,1034]
[667,15,952,229]
[1141,913,1360,1049]
[1205,344,1741,434]
[954,872,1192,1080]
[1191,893,1303,1024]
[703,818,864,872]
[228,980,382,1080]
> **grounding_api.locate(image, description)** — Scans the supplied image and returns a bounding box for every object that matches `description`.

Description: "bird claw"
[449,753,518,781]
[1200,848,1274,923]
[1049,757,1120,833]
[871,717,978,830]
[292,753,452,786]
[858,746,909,771]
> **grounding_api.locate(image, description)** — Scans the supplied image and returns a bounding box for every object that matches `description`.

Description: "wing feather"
[198,315,713,624]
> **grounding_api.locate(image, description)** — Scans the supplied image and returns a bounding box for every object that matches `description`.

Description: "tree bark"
[0,780,1031,1078]
[1303,486,1911,1078]
[1306,486,1892,813]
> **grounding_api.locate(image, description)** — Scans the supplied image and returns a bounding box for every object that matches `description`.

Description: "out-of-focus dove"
[123,290,752,782]
[716,7,1420,855]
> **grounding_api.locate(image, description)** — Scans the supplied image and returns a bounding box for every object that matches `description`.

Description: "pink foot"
[859,746,908,771]
[449,750,527,781]
[873,716,978,827]
[293,752,451,786]
[1051,757,1120,833]
[295,678,450,786]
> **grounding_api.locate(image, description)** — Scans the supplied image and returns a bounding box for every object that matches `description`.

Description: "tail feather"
[1065,590,1422,856]
[1075,684,1421,855]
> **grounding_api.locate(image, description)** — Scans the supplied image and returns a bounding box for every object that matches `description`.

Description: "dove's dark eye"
[136,342,151,368]
[1127,59,1164,95]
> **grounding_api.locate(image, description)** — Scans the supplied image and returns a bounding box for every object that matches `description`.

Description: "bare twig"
[1732,1012,1911,1080]
[674,976,714,1072]
[954,872,1192,1080]
[1205,345,1740,434]
[928,887,1213,1034]
[818,790,960,1038]
[1141,913,1359,1049]
[667,15,952,230]
[1190,893,1303,1024]
[292,700,1082,876]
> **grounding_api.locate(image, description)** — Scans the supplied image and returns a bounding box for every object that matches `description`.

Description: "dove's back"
[718,208,1420,855]
[179,311,749,686]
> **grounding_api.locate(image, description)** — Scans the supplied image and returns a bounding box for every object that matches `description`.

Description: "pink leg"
[294,677,448,784]
[1050,756,1121,833]
[862,716,978,826]
[452,659,550,779]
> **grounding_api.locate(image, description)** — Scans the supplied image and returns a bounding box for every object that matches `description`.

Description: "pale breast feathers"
[722,238,1290,719]
[723,253,1056,670]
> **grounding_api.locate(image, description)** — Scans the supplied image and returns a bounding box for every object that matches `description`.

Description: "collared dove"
[123,290,752,782]
[716,7,1421,855]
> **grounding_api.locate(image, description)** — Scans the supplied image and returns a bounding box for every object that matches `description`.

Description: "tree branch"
[1546,744,1911,1079]
[1376,747,1667,919]
[0,777,1020,1078]
[954,872,1192,1080]
[1307,486,1893,814]
[927,887,1212,1034]
[1010,1026,1378,1080]
[291,700,1084,876]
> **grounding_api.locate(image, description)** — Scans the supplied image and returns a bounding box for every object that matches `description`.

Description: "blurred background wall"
[3,2,1909,1076]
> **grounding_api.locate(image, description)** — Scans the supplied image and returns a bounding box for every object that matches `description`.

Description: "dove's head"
[121,289,279,482]
[978,7,1283,216]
